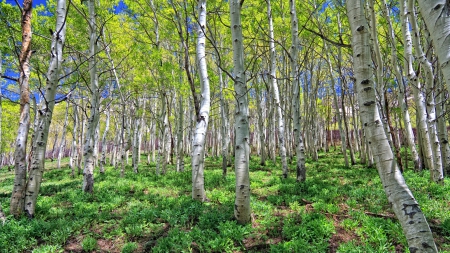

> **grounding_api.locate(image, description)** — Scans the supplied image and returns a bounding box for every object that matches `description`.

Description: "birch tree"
[24,0,67,217]
[346,0,437,250]
[290,0,306,182]
[191,0,210,201]
[267,0,288,178]
[82,0,101,193]
[230,0,251,224]
[10,0,33,217]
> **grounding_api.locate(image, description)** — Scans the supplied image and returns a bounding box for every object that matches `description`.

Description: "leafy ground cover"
[0,150,449,252]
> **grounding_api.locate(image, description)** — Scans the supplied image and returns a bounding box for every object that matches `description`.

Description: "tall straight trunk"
[406,0,437,172]
[256,88,266,166]
[70,103,78,177]
[325,44,349,167]
[340,79,356,165]
[192,0,210,201]
[82,0,101,193]
[100,98,111,174]
[267,0,287,177]
[57,100,70,169]
[346,1,437,251]
[176,95,184,172]
[407,0,443,182]
[219,66,230,176]
[367,0,392,143]
[398,0,421,171]
[132,100,143,174]
[230,0,250,224]
[436,83,450,175]
[10,0,33,217]
[24,0,67,217]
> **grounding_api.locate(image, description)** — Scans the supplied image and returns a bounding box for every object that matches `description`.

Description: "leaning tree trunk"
[24,0,67,217]
[267,0,288,178]
[290,0,305,182]
[192,0,210,202]
[230,0,251,224]
[82,0,101,193]
[10,0,33,217]
[346,0,438,251]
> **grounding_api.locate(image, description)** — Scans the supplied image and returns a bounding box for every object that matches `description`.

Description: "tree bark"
[290,0,305,182]
[192,0,210,201]
[24,0,67,217]
[82,0,101,193]
[230,0,251,224]
[346,1,437,251]
[267,0,288,178]
[10,0,33,217]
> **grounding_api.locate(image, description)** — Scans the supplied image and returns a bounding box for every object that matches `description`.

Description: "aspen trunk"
[24,0,67,217]
[219,67,230,176]
[176,95,184,172]
[290,0,305,182]
[70,103,78,177]
[230,0,251,224]
[82,0,101,193]
[192,0,210,201]
[57,100,70,169]
[267,0,288,178]
[10,0,33,217]
[346,1,437,251]
[407,0,443,182]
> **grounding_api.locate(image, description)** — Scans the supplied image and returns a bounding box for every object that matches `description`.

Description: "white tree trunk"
[99,102,111,174]
[408,0,443,182]
[192,0,210,201]
[70,103,78,177]
[219,68,230,176]
[267,0,288,178]
[290,0,306,182]
[57,100,69,169]
[10,0,33,217]
[24,0,67,217]
[398,0,421,171]
[82,0,101,193]
[325,44,349,167]
[229,0,251,224]
[346,1,437,251]
[176,95,185,172]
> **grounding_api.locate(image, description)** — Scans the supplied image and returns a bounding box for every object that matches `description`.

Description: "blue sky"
[5,0,47,7]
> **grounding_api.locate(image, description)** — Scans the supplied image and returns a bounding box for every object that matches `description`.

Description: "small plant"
[81,236,97,252]
[122,242,138,253]
[341,218,359,231]
[32,245,62,253]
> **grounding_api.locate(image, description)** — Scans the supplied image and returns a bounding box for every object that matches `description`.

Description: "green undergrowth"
[0,151,449,253]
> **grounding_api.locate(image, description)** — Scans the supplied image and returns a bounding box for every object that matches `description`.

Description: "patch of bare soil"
[64,236,82,253]
[328,226,359,253]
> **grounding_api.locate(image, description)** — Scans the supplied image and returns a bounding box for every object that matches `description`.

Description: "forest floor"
[0,150,449,253]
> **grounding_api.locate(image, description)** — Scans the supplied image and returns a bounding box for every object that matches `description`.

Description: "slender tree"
[346,0,437,250]
[82,0,101,193]
[230,0,251,224]
[10,0,33,217]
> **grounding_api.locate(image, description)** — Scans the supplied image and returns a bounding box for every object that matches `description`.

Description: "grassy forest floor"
[0,150,449,253]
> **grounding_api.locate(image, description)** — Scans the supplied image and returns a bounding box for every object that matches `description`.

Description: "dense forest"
[0,0,450,252]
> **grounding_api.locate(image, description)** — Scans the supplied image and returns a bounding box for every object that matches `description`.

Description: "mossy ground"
[0,149,449,253]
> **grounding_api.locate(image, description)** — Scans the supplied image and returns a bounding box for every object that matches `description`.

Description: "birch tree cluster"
[1,0,450,250]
